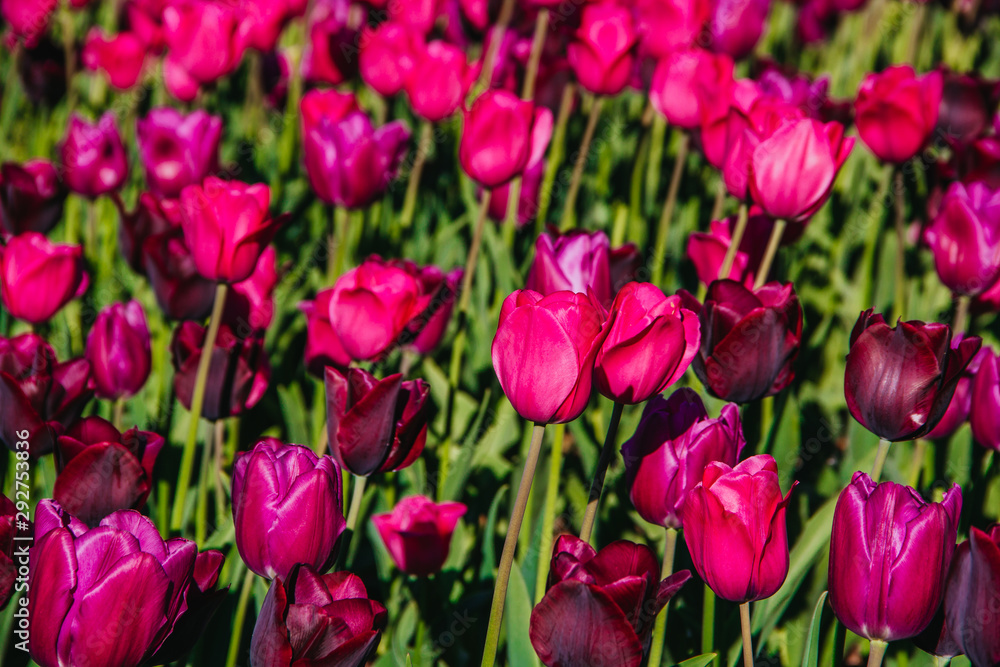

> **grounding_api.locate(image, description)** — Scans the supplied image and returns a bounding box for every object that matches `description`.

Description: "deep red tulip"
[707,0,770,59]
[622,388,745,528]
[686,209,783,287]
[179,177,285,283]
[250,565,386,667]
[855,66,943,164]
[53,417,163,526]
[492,289,610,424]
[530,535,691,666]
[171,322,270,420]
[141,227,217,320]
[526,228,639,307]
[971,347,1000,451]
[85,300,151,400]
[232,439,345,579]
[0,495,18,610]
[0,232,87,324]
[325,367,431,477]
[924,181,1000,296]
[372,495,466,576]
[829,473,961,641]
[162,0,245,98]
[359,22,423,96]
[0,160,65,238]
[941,526,1000,666]
[30,501,225,667]
[650,49,734,129]
[567,2,636,96]
[299,288,352,376]
[224,245,280,333]
[60,113,128,198]
[460,90,552,188]
[82,29,147,89]
[682,454,795,602]
[136,108,222,198]
[405,40,472,122]
[845,309,981,441]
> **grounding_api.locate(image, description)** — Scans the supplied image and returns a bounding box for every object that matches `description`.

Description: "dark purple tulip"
[85,300,151,400]
[325,366,431,477]
[679,280,802,403]
[232,439,345,580]
[29,500,226,667]
[621,388,745,529]
[0,334,93,458]
[60,112,129,198]
[941,525,1000,666]
[171,322,271,421]
[302,110,410,208]
[845,309,981,441]
[938,70,1000,145]
[372,495,466,576]
[250,564,387,667]
[0,495,18,610]
[136,108,223,198]
[924,181,1000,296]
[971,347,1000,451]
[16,36,66,106]
[53,417,163,526]
[116,192,182,272]
[142,227,217,320]
[828,473,961,642]
[0,160,65,237]
[707,0,770,60]
[925,336,984,441]
[530,535,691,666]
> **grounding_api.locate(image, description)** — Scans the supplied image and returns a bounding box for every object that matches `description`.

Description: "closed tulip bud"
[0,232,88,324]
[53,417,163,526]
[460,90,553,188]
[0,334,94,458]
[117,192,182,272]
[299,289,352,376]
[0,495,17,610]
[686,209,784,288]
[682,454,795,602]
[680,280,801,403]
[136,108,223,198]
[526,228,639,307]
[232,439,345,579]
[622,389,745,528]
[707,0,770,60]
[85,300,152,400]
[492,289,610,424]
[179,177,285,283]
[60,113,129,198]
[82,29,147,89]
[30,501,226,667]
[302,10,358,86]
[845,309,981,441]
[250,565,386,667]
[162,0,244,88]
[749,117,853,222]
[940,526,1000,665]
[568,2,636,96]
[634,0,710,59]
[224,245,280,333]
[325,367,431,477]
[299,87,359,138]
[855,66,943,164]
[404,41,471,122]
[0,160,65,238]
[372,495,466,576]
[924,181,1000,296]
[303,111,411,208]
[925,336,983,441]
[142,227,217,320]
[650,49,734,129]
[237,0,290,52]
[971,347,1000,451]
[2,0,56,45]
[172,323,271,420]
[359,22,422,96]
[594,283,700,403]
[829,473,961,641]
[530,535,691,666]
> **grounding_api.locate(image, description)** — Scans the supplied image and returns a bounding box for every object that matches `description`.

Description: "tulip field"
[5,0,1000,666]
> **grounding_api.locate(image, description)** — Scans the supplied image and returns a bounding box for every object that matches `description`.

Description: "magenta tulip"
[0,232,87,324]
[924,181,1000,296]
[567,2,636,96]
[402,264,463,354]
[925,336,983,441]
[136,108,223,198]
[359,21,422,97]
[85,300,151,400]
[299,288,352,376]
[1,0,57,45]
[0,160,65,237]
[707,0,771,59]
[372,495,466,576]
[60,113,128,198]
[162,0,244,98]
[941,526,1000,666]
[405,40,471,122]
[634,0,710,59]
[460,90,552,188]
[686,208,781,287]
[526,228,639,307]
[650,49,734,129]
[0,495,17,610]
[82,29,147,89]
[224,245,280,333]
[116,192,182,272]
[299,88,359,139]
[855,65,943,164]
[971,347,1000,451]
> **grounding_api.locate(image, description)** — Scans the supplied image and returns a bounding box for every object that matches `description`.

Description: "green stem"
[59,2,76,110]
[579,401,624,544]
[702,586,716,662]
[740,602,754,667]
[224,568,256,667]
[112,397,125,431]
[718,202,749,281]
[651,132,690,286]
[534,423,566,603]
[867,639,888,667]
[345,474,368,533]
[502,177,523,249]
[400,121,433,229]
[214,419,227,524]
[753,218,787,290]
[893,169,907,322]
[871,438,891,483]
[559,97,604,230]
[473,0,516,93]
[646,527,679,667]
[480,423,546,667]
[195,417,215,545]
[711,179,727,222]
[329,206,349,283]
[908,438,927,489]
[953,294,971,334]
[645,115,666,215]
[171,283,228,531]
[536,84,575,234]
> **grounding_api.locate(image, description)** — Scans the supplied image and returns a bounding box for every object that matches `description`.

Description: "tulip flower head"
[82,29,148,89]
[372,495,466,576]
[0,159,65,238]
[650,48,734,129]
[855,65,943,164]
[85,300,152,400]
[567,2,637,96]
[136,108,223,198]
[971,346,1000,451]
[939,525,1000,666]
[526,227,640,307]
[60,112,129,198]
[0,232,88,325]
[924,181,1000,297]
[0,494,18,610]
[460,90,553,189]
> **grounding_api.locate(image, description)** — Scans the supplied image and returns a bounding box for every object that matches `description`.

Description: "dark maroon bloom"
[845,309,981,441]
[925,336,984,441]
[530,535,691,666]
[372,495,466,576]
[680,280,802,403]
[325,367,431,477]
[141,228,217,320]
[171,323,270,421]
[250,565,386,667]
[60,112,129,198]
[117,192,183,273]
[938,70,1000,145]
[940,525,1000,666]
[0,160,65,237]
[971,347,1000,451]
[16,37,67,106]
[53,417,163,526]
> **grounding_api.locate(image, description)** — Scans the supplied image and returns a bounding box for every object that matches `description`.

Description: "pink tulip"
[460,90,553,188]
[686,208,785,287]
[372,495,466,576]
[567,2,636,96]
[359,22,423,97]
[299,289,352,376]
[855,65,943,164]
[405,41,471,122]
[136,108,223,198]
[162,0,245,97]
[60,113,129,198]
[82,29,147,89]
[0,233,88,324]
[651,48,734,130]
[924,181,1000,296]
[707,0,771,59]
[85,301,152,400]
[634,0,709,59]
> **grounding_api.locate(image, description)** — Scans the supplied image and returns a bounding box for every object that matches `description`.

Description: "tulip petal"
[53,444,149,526]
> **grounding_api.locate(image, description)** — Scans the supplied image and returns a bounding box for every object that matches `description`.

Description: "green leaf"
[674,652,717,667]
[505,562,540,667]
[802,591,828,667]
[277,383,309,446]
[480,484,510,581]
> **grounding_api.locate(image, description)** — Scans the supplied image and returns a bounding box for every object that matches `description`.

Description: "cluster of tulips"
[2,0,1000,664]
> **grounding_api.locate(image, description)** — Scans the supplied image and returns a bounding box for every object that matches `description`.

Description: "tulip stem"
[225,567,256,667]
[329,206,350,283]
[59,2,76,110]
[400,121,433,229]
[559,96,604,231]
[953,294,971,334]
[534,423,566,603]
[481,422,546,667]
[647,527,679,667]
[195,418,214,545]
[908,438,928,489]
[112,397,125,431]
[702,587,715,663]
[536,84,575,234]
[867,639,888,667]
[474,0,516,93]
[711,180,727,222]
[753,218,787,290]
[522,9,549,100]
[719,202,749,281]
[893,169,907,322]
[651,132,690,286]
[740,602,754,667]
[345,474,368,534]
[871,438,891,483]
[579,401,624,544]
[171,282,228,532]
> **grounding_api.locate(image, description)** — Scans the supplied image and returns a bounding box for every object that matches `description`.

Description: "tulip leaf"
[480,484,510,581]
[674,652,717,667]
[801,591,828,667]
[505,561,540,667]
[277,383,310,447]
